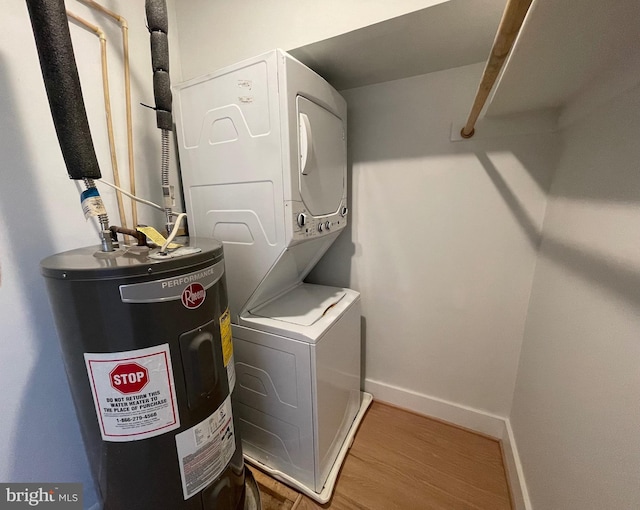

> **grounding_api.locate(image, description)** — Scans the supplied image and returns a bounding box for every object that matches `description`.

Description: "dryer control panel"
[290,201,348,242]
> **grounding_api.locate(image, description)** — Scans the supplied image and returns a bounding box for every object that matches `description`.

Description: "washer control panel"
[290,201,347,242]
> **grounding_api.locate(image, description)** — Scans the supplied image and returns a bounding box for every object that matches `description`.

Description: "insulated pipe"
[78,0,139,227]
[26,0,101,180]
[145,0,173,131]
[67,11,128,228]
[146,0,174,232]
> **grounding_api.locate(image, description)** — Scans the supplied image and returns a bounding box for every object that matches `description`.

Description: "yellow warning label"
[136,226,181,249]
[220,308,233,367]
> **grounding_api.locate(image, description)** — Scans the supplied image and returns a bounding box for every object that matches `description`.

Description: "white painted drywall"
[173,0,559,419]
[308,63,558,416]
[0,2,181,507]
[509,67,640,509]
[173,0,450,80]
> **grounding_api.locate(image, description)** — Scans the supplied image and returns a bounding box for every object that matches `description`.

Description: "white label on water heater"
[175,395,236,500]
[84,344,180,442]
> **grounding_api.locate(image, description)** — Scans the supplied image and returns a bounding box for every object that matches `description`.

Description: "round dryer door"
[297,95,346,216]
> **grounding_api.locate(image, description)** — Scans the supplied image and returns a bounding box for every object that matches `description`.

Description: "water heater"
[41,239,250,509]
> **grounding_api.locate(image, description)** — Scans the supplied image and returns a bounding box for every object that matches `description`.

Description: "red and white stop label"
[109,362,149,394]
[85,345,180,442]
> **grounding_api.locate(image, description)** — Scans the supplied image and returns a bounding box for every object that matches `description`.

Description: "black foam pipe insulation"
[146,0,173,131]
[26,0,102,180]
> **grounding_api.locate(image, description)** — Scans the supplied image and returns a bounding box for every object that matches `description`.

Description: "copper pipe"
[67,10,128,228]
[78,0,138,227]
[109,225,147,246]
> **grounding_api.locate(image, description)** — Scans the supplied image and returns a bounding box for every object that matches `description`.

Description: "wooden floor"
[249,401,512,510]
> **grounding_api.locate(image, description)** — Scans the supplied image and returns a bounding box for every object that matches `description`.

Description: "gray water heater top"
[41,237,223,281]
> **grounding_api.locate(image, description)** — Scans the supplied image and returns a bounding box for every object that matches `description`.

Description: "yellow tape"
[136,226,181,249]
[220,308,233,367]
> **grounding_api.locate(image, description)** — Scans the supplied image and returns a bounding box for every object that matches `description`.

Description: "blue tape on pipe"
[80,187,100,201]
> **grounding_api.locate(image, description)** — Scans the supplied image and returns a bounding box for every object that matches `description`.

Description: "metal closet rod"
[460,0,533,139]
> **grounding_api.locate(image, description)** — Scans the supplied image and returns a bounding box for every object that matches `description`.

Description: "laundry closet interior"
[1,1,638,509]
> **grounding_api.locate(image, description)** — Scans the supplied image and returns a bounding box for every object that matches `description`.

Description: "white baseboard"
[364,378,506,438]
[364,378,531,510]
[501,419,532,510]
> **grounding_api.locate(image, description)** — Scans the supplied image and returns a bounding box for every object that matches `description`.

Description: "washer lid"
[250,284,346,327]
[297,95,345,216]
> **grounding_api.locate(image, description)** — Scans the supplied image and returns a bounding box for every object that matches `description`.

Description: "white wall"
[307,63,558,417]
[509,72,640,509]
[174,0,449,80]
[0,2,181,507]
[173,0,558,421]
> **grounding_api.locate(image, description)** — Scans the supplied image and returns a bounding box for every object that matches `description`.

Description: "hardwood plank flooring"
[249,465,300,509]
[251,401,512,510]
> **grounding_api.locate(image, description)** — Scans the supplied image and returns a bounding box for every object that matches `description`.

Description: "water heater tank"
[41,238,249,510]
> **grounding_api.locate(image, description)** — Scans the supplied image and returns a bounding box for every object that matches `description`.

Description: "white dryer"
[174,49,371,502]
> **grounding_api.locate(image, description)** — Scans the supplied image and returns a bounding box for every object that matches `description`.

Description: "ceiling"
[290,0,506,91]
[289,0,640,119]
[487,0,640,116]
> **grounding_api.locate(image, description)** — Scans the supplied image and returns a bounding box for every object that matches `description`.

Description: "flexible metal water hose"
[161,128,173,232]
[84,178,113,252]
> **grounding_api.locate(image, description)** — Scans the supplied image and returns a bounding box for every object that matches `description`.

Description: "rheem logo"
[181,282,206,309]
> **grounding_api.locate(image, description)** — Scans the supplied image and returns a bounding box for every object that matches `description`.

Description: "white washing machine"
[174,50,371,502]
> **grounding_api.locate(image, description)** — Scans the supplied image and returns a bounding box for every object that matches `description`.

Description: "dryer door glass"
[297,96,345,216]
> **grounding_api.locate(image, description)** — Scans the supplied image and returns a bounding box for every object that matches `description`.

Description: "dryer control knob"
[325,221,331,230]
[297,213,307,228]
[318,223,324,232]
[340,207,348,217]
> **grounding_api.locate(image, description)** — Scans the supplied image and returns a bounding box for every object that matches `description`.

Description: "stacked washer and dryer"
[175,49,371,502]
